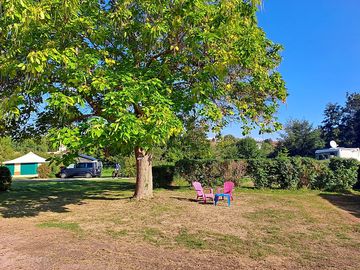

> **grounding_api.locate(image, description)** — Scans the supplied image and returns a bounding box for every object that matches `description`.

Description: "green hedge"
[174,159,247,187]
[153,158,359,191]
[326,158,359,191]
[248,157,359,191]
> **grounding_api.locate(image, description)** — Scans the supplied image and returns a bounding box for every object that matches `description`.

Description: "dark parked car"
[59,158,102,179]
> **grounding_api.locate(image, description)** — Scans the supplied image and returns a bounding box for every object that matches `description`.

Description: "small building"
[3,152,47,177]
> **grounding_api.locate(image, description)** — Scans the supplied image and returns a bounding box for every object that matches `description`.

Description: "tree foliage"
[214,135,238,159]
[0,0,286,198]
[321,103,342,146]
[320,92,360,147]
[236,137,261,158]
[278,120,324,157]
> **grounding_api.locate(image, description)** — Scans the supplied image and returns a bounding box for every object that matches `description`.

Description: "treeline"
[0,137,53,163]
[321,92,360,148]
[272,92,360,158]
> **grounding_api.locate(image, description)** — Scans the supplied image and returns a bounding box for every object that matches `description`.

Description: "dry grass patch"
[0,179,359,269]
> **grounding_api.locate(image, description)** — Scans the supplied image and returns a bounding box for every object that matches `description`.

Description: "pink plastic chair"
[192,181,214,204]
[217,181,235,200]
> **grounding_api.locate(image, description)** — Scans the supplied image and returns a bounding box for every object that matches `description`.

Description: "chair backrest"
[192,181,204,196]
[224,181,235,194]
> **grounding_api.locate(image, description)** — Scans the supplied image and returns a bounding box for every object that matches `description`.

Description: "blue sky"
[221,0,360,140]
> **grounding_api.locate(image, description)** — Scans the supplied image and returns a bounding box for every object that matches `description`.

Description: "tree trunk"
[133,146,153,200]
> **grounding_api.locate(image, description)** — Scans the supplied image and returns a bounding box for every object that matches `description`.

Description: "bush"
[298,158,327,188]
[175,159,247,187]
[275,158,299,189]
[326,158,359,191]
[247,159,274,188]
[248,157,358,191]
[152,165,175,188]
[37,163,52,179]
[175,159,221,187]
[222,160,248,184]
[0,166,12,191]
[174,157,359,191]
[122,156,136,177]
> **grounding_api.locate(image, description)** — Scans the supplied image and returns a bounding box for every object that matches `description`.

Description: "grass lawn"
[0,178,359,270]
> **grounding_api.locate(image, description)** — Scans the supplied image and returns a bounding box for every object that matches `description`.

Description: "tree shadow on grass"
[0,180,135,218]
[170,196,198,203]
[319,192,360,219]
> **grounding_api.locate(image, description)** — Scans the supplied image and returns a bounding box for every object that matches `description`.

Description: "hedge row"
[153,158,359,191]
[175,159,247,187]
[248,157,359,191]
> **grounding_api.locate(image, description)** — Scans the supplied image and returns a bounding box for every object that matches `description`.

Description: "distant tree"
[0,137,17,162]
[259,139,275,157]
[13,137,50,154]
[236,137,261,159]
[279,120,325,157]
[320,92,360,148]
[215,135,239,159]
[321,103,342,146]
[340,93,360,147]
[175,123,213,160]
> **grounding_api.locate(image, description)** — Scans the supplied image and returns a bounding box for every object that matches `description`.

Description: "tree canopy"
[320,92,360,148]
[278,120,324,157]
[0,0,286,198]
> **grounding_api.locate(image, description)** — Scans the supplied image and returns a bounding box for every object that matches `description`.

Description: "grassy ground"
[0,178,359,269]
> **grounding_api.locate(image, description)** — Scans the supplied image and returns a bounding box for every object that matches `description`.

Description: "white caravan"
[315,147,360,161]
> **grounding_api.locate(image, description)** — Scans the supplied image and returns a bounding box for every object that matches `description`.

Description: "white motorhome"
[315,147,360,161]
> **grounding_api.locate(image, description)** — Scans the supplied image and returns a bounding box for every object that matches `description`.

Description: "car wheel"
[60,173,67,179]
[85,173,92,178]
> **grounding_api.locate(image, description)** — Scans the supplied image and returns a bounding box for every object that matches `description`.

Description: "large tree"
[321,103,342,146]
[340,93,360,147]
[0,0,286,199]
[320,92,360,148]
[278,120,324,157]
[236,137,261,158]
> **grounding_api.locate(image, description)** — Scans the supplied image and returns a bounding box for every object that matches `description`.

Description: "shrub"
[175,159,247,187]
[152,165,175,188]
[37,163,52,178]
[274,158,299,189]
[0,166,12,191]
[174,157,359,191]
[247,159,275,188]
[222,160,248,184]
[326,158,359,191]
[248,157,354,191]
[175,159,221,187]
[298,158,326,188]
[122,156,136,177]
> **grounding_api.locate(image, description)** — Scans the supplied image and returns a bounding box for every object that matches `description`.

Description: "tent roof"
[3,152,47,164]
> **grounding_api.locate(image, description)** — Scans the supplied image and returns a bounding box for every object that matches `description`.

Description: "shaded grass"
[0,179,134,218]
[1,179,360,269]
